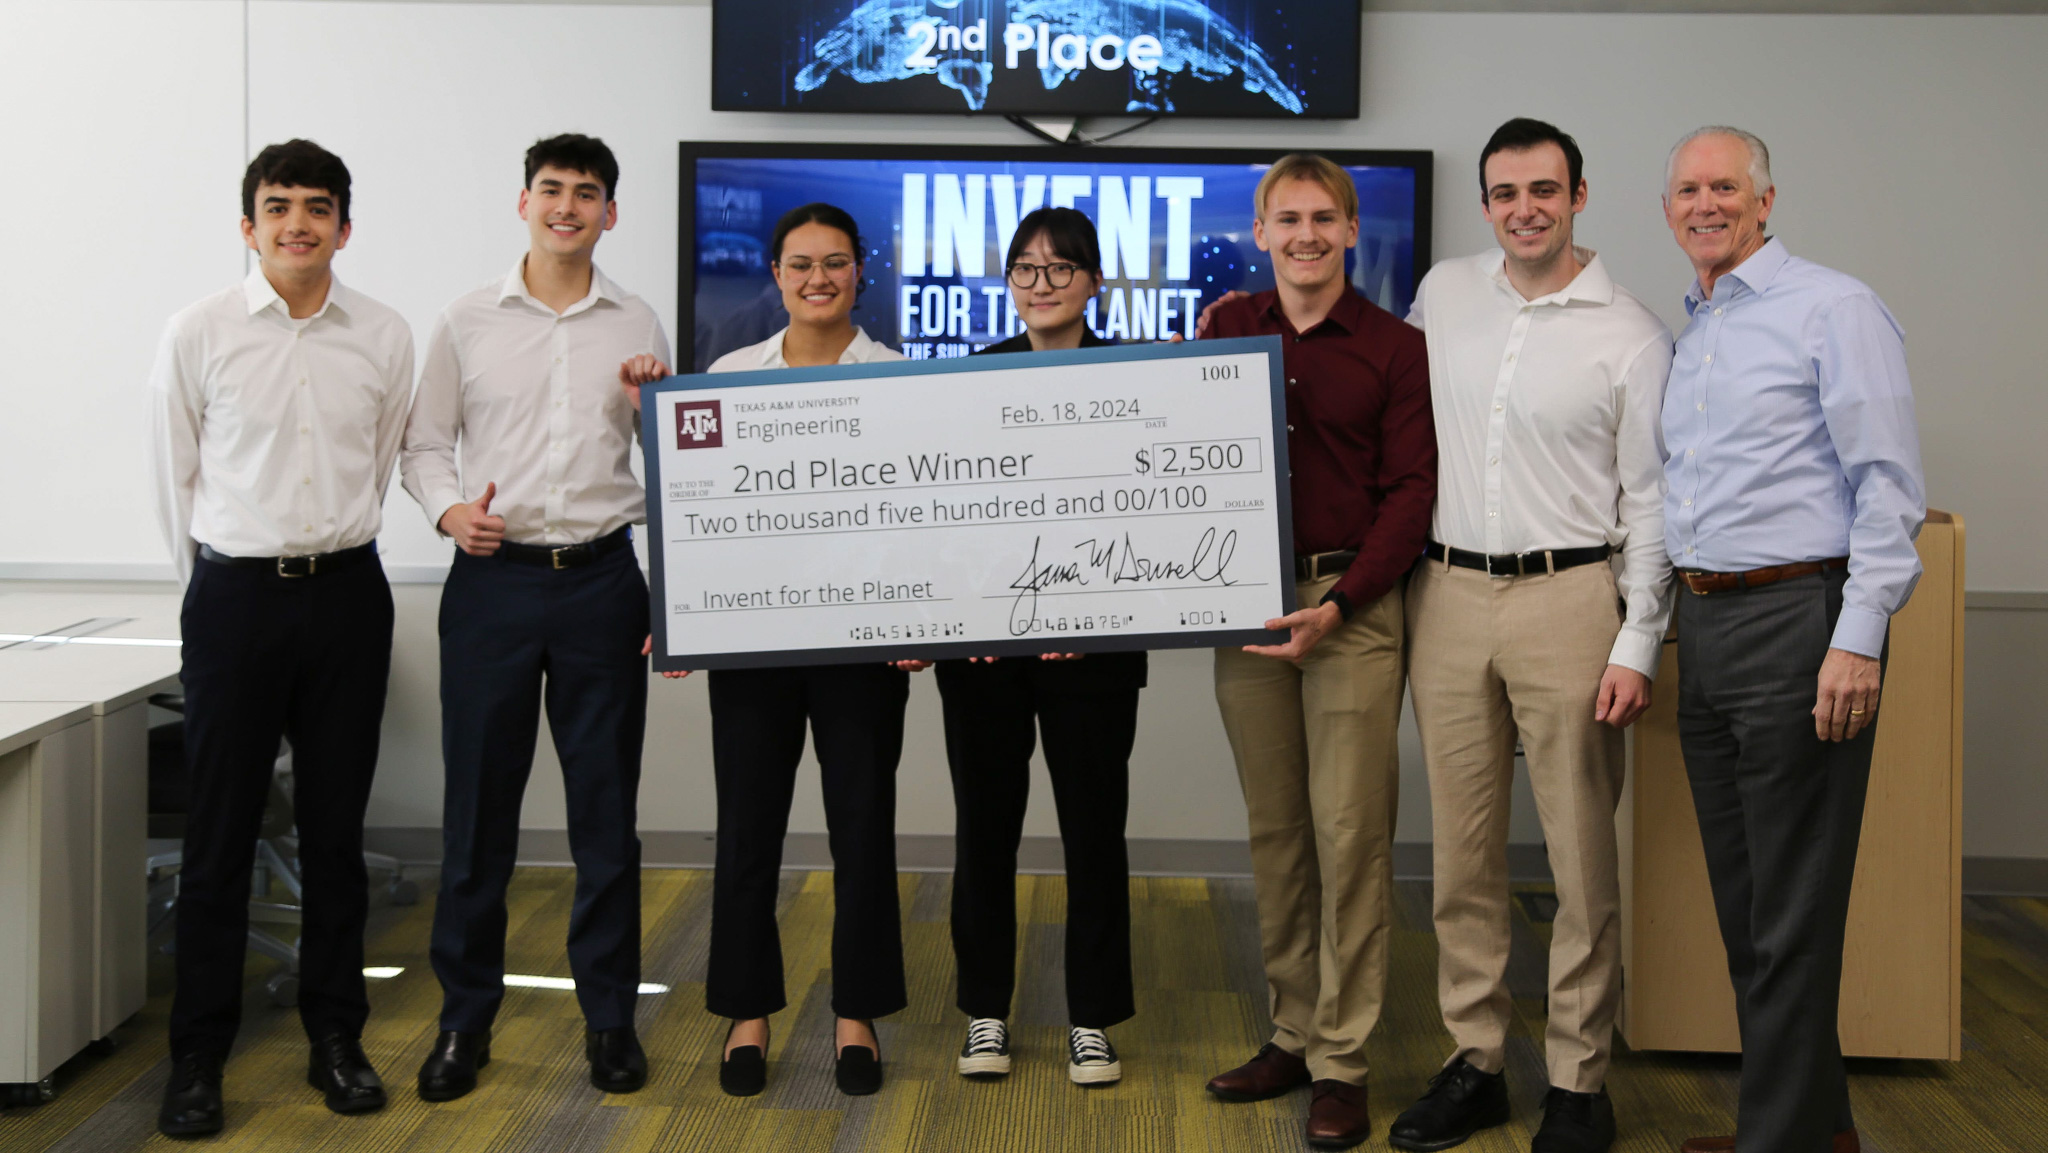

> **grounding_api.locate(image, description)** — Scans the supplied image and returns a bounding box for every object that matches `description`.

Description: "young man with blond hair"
[1199,153,1436,1150]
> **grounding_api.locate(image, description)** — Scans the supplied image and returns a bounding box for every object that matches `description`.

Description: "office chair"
[146,694,418,1008]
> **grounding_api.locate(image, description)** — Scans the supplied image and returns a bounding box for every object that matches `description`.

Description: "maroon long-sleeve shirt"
[1207,287,1436,614]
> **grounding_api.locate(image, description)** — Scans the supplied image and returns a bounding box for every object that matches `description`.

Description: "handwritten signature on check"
[1006,527,1239,635]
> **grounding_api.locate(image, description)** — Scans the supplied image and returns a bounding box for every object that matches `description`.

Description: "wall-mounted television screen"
[681,142,1431,372]
[711,1,1362,119]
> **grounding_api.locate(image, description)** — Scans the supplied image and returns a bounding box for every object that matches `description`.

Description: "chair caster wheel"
[267,971,300,1008]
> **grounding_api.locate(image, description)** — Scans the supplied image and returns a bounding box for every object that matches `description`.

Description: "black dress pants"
[706,663,910,1021]
[1677,569,1877,1153]
[936,654,1144,1029]
[430,545,649,1033]
[171,552,392,1060]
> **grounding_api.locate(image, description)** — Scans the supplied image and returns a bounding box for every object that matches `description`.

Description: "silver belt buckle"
[277,554,315,578]
[551,547,569,570]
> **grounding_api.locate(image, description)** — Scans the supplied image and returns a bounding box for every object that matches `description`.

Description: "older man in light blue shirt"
[1661,127,1925,1153]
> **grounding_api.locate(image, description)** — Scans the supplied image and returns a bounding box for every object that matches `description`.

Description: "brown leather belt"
[1679,556,1848,596]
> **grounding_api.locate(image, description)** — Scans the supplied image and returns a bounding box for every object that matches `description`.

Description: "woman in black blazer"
[942,207,1147,1088]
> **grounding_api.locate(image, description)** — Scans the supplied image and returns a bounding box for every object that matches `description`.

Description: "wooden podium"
[1617,510,1964,1060]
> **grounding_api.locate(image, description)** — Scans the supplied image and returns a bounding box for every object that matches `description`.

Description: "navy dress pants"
[1677,569,1879,1153]
[935,654,1144,1029]
[172,552,392,1060]
[430,545,649,1033]
[705,663,910,1022]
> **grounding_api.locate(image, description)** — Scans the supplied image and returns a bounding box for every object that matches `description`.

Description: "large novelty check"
[641,336,1295,670]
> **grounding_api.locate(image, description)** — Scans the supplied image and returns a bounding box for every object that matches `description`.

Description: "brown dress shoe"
[1205,1043,1311,1102]
[1680,1129,1860,1153]
[1306,1079,1371,1149]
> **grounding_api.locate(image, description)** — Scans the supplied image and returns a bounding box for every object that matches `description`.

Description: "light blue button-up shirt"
[1662,238,1925,658]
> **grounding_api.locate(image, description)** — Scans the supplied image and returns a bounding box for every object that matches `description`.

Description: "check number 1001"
[1132,437,1262,478]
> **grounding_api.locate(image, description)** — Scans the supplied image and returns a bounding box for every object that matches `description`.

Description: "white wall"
[5,3,2043,853]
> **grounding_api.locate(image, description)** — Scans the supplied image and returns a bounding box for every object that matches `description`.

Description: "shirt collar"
[498,257,622,317]
[1262,286,1365,335]
[242,266,351,321]
[1487,247,1613,307]
[1685,236,1789,313]
[758,325,880,368]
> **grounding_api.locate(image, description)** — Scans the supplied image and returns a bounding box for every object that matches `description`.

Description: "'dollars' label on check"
[641,336,1294,669]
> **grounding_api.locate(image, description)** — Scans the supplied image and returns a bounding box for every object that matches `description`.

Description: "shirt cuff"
[424,484,467,536]
[1829,606,1890,659]
[1606,628,1665,680]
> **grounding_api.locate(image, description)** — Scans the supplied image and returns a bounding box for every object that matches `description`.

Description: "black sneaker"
[1387,1057,1510,1151]
[1066,1027,1121,1086]
[1532,1086,1616,1153]
[957,1017,1012,1079]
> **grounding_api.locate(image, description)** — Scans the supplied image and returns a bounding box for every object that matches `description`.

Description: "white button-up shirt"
[400,260,670,546]
[149,269,415,584]
[706,325,902,373]
[1409,249,1676,676]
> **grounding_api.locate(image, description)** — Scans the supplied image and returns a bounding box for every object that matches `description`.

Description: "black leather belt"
[1425,540,1611,577]
[197,542,376,578]
[495,526,632,569]
[1295,550,1357,582]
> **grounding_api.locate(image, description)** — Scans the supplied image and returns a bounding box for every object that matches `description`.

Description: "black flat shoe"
[720,1021,768,1097]
[586,1026,648,1094]
[834,1025,883,1097]
[307,1034,387,1115]
[417,1029,491,1102]
[158,1052,226,1138]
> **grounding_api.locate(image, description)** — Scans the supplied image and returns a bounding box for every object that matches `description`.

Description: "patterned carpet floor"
[3,869,2046,1151]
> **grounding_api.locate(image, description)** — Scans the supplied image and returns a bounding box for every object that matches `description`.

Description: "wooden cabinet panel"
[1620,512,1964,1060]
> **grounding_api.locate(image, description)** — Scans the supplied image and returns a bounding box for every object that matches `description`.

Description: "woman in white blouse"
[698,204,914,1099]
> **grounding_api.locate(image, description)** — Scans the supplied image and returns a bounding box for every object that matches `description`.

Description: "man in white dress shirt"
[400,134,669,1101]
[1389,119,1674,1153]
[149,139,414,1137]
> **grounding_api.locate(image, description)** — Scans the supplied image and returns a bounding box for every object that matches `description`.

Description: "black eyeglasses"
[1007,261,1082,289]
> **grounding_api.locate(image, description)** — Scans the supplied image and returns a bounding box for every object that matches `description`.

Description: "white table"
[0,594,183,1095]
[0,701,99,1097]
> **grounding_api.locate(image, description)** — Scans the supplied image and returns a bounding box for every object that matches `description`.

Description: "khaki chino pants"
[1405,559,1626,1093]
[1213,575,1404,1085]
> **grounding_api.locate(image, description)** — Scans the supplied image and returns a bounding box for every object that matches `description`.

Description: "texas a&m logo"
[675,400,723,449]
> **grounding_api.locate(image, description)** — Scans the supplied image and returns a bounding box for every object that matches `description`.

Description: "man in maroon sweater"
[1199,154,1436,1150]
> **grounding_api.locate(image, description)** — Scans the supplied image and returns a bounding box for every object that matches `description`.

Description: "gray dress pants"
[1676,568,1876,1153]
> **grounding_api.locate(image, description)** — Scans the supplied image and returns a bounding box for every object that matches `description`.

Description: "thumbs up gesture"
[439,481,506,556]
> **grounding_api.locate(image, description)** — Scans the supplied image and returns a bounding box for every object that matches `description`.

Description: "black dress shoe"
[835,1024,883,1097]
[586,1026,648,1093]
[158,1052,226,1138]
[1388,1057,1510,1151]
[307,1034,387,1115]
[720,1022,768,1097]
[418,1029,491,1102]
[1531,1086,1616,1153]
